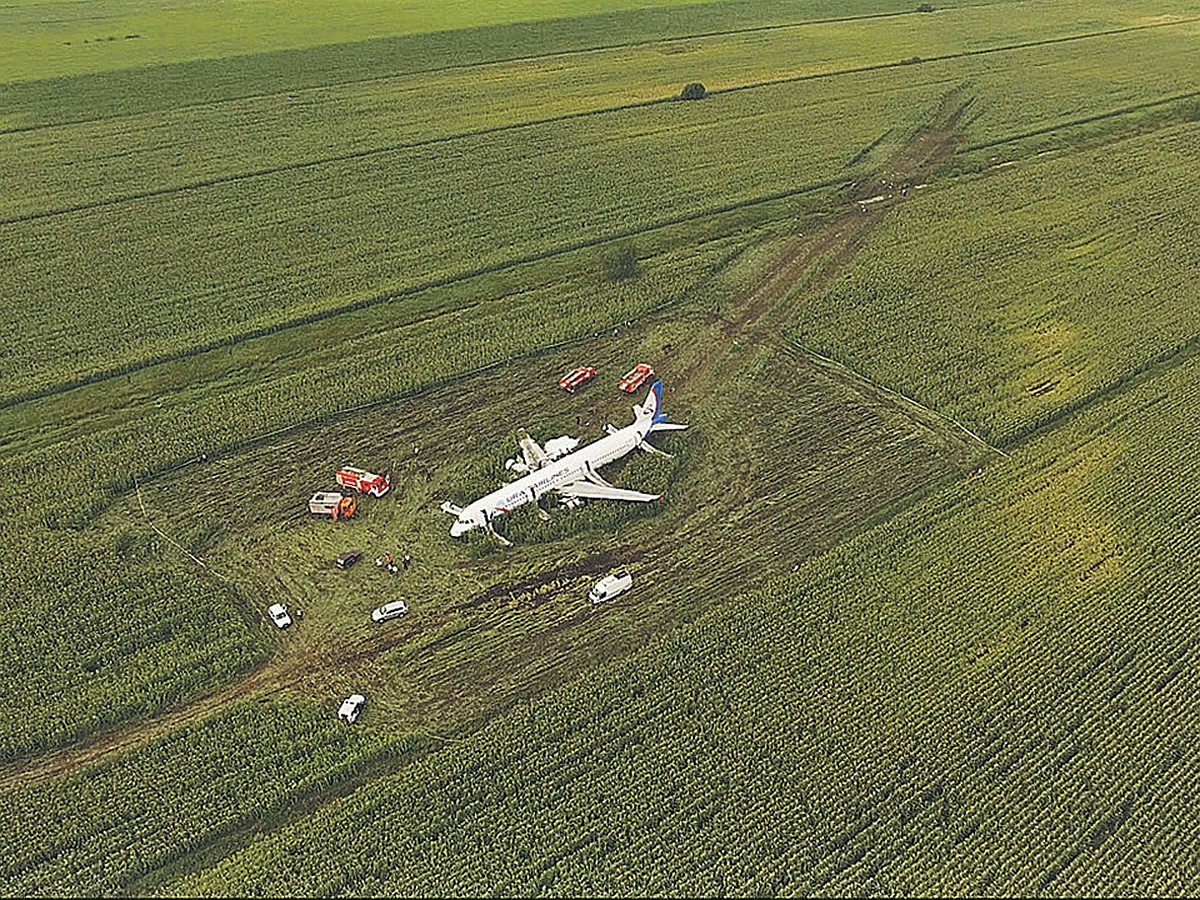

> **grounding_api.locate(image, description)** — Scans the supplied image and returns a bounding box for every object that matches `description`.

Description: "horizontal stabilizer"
[651,421,688,432]
[559,481,661,503]
[638,440,672,458]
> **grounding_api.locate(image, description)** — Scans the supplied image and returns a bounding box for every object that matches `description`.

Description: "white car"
[371,600,409,623]
[338,694,366,724]
[267,603,292,629]
[589,569,633,605]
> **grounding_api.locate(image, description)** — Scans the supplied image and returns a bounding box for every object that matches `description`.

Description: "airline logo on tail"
[638,380,667,423]
[638,380,672,425]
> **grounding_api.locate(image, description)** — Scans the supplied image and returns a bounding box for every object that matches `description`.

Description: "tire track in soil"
[651,89,969,427]
[726,92,969,339]
[0,93,970,792]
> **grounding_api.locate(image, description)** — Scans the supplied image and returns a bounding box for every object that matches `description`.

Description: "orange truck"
[558,366,597,393]
[309,492,358,521]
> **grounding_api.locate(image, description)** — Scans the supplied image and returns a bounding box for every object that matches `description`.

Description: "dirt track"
[729,91,968,334]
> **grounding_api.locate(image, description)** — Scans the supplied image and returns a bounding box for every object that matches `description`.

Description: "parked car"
[589,568,633,605]
[618,363,655,394]
[336,550,363,570]
[338,694,366,724]
[267,602,293,629]
[371,600,409,622]
[558,366,597,393]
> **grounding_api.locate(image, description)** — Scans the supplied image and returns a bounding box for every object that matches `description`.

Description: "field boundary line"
[0,2,1009,135]
[1000,329,1200,451]
[793,329,1200,462]
[7,17,1196,228]
[714,18,1200,99]
[0,93,669,226]
[84,240,748,513]
[962,89,1200,152]
[0,177,847,412]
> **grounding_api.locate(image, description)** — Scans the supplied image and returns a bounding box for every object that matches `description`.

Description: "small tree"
[680,82,707,100]
[603,244,639,281]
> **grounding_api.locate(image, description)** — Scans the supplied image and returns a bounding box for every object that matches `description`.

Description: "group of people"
[375,552,412,575]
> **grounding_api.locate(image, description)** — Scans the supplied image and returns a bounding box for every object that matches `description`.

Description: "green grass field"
[0,0,739,83]
[2,0,1200,894]
[170,340,1200,898]
[790,118,1200,443]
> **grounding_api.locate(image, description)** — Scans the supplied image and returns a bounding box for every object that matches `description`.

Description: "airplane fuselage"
[449,418,652,537]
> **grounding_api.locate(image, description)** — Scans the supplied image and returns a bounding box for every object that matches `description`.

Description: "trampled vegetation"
[0,73,935,401]
[171,350,1200,897]
[2,0,1199,894]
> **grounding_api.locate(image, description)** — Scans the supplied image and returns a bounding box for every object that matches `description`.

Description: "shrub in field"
[9,5,1200,893]
[0,241,726,757]
[602,243,640,281]
[2,69,935,403]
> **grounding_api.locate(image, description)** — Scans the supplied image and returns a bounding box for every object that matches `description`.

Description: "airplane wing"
[558,480,661,503]
[517,429,551,471]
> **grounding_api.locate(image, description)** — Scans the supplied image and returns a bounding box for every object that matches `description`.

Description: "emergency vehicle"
[335,467,390,497]
[558,366,597,393]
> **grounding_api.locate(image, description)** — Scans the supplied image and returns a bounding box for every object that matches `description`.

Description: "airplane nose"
[450,519,472,538]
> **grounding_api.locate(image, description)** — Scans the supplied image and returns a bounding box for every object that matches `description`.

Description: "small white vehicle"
[589,568,633,605]
[371,600,409,623]
[267,603,293,629]
[338,694,366,724]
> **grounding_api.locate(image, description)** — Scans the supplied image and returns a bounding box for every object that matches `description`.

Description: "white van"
[338,694,366,724]
[267,603,292,629]
[371,600,409,623]
[589,569,633,605]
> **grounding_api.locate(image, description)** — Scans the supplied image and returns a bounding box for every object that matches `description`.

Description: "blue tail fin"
[637,380,669,424]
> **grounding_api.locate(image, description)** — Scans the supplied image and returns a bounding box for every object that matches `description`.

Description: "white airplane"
[441,380,686,542]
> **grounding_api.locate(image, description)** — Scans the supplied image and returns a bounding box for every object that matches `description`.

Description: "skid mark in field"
[725,91,969,337]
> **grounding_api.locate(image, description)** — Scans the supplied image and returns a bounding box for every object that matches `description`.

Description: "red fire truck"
[335,467,391,497]
[618,363,655,394]
[558,366,597,393]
